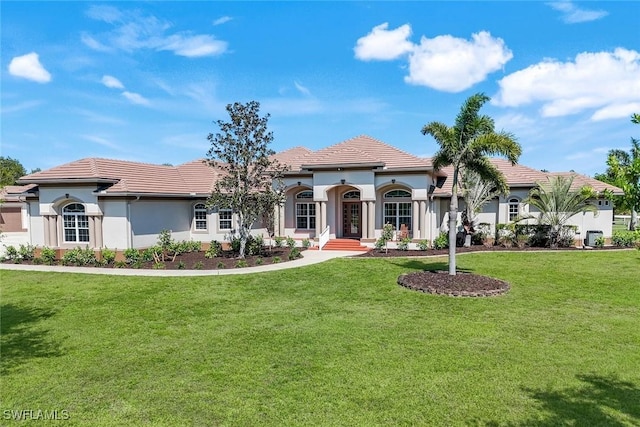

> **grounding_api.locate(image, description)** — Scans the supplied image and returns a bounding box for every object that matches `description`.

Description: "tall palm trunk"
[448,196,458,275]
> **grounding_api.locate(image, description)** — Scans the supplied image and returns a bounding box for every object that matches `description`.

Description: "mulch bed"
[398,270,511,297]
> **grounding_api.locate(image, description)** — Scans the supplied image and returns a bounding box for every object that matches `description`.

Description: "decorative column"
[94,216,103,248]
[321,201,327,231]
[368,201,375,238]
[278,204,285,236]
[419,201,427,239]
[361,201,368,239]
[315,201,321,237]
[89,217,96,247]
[412,200,419,239]
[53,215,60,247]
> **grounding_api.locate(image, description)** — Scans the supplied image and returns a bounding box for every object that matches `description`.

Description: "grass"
[1,251,639,426]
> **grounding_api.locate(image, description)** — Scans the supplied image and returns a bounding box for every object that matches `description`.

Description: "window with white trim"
[508,198,520,221]
[194,203,208,230]
[383,190,412,230]
[63,203,90,243]
[343,190,360,199]
[295,191,316,229]
[218,209,232,230]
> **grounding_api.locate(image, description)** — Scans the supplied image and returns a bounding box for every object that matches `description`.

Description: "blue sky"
[2,1,639,176]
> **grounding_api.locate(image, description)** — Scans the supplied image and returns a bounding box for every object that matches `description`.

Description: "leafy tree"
[525,175,598,248]
[206,101,288,258]
[598,115,639,230]
[0,157,27,187]
[422,93,521,275]
[460,169,503,246]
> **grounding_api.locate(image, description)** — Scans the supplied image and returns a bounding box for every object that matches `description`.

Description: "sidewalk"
[0,250,364,277]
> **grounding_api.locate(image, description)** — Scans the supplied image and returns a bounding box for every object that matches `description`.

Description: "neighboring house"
[2,135,623,253]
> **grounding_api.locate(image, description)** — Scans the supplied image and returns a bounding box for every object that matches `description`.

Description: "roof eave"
[18,178,120,185]
[301,162,386,171]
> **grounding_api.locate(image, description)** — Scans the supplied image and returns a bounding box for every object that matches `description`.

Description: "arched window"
[194,203,208,230]
[296,191,315,229]
[508,198,520,222]
[343,191,360,200]
[383,189,411,231]
[63,203,89,243]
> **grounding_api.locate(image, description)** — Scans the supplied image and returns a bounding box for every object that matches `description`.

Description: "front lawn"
[2,251,639,426]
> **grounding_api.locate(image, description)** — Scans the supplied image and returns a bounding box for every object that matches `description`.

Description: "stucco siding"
[130,200,191,248]
[101,200,129,249]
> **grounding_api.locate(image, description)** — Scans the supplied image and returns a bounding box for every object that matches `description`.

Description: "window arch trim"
[384,189,411,199]
[342,190,360,200]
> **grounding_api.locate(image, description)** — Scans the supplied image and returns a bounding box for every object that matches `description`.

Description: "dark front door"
[342,202,361,238]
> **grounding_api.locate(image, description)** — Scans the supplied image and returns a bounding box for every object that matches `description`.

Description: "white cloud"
[81,134,122,150]
[8,52,52,83]
[1,100,44,114]
[405,31,513,92]
[493,48,640,121]
[354,24,512,92]
[159,34,228,58]
[294,81,311,96]
[354,23,413,61]
[547,1,608,24]
[101,75,125,89]
[83,6,228,58]
[213,16,232,26]
[122,91,150,106]
[591,102,640,121]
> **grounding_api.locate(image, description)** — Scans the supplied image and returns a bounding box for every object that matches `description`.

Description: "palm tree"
[422,93,521,275]
[525,175,598,248]
[461,169,503,246]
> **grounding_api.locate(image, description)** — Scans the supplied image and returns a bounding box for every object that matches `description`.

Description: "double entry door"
[342,202,361,238]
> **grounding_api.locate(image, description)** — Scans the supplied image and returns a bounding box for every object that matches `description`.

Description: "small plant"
[40,247,57,265]
[18,244,36,261]
[217,261,226,269]
[611,230,639,247]
[100,248,116,265]
[272,256,281,264]
[193,261,204,270]
[397,237,411,251]
[433,232,449,250]
[418,239,430,251]
[246,234,264,256]
[131,260,143,269]
[177,261,186,269]
[114,260,127,268]
[274,236,285,248]
[286,236,296,249]
[123,248,140,264]
[374,238,386,251]
[205,240,223,258]
[32,257,43,265]
[594,236,605,248]
[288,247,301,260]
[235,259,249,268]
[140,247,157,262]
[152,262,166,269]
[375,223,394,253]
[255,256,263,265]
[301,238,311,249]
[3,245,19,262]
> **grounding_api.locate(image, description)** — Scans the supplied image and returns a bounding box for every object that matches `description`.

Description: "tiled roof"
[430,159,623,196]
[271,146,313,171]
[281,135,431,170]
[19,158,220,195]
[0,184,38,201]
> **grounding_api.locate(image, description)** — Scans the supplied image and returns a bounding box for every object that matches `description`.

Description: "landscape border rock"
[398,270,511,297]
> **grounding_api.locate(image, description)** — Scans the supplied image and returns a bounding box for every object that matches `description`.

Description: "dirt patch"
[398,270,511,297]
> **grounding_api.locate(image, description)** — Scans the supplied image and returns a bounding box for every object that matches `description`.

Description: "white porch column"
[43,216,50,246]
[412,200,419,239]
[315,201,321,237]
[278,204,285,236]
[53,215,60,247]
[368,201,375,238]
[361,201,368,239]
[89,217,96,247]
[321,201,327,231]
[419,201,427,239]
[94,216,103,248]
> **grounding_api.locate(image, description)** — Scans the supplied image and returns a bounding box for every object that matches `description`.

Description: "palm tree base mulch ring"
[398,271,510,297]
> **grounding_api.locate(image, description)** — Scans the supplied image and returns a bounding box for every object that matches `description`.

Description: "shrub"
[433,232,449,250]
[286,236,296,249]
[152,262,165,269]
[418,239,430,251]
[40,247,57,265]
[177,261,186,269]
[235,260,249,268]
[611,231,639,247]
[100,248,116,265]
[274,236,285,248]
[376,223,395,253]
[255,256,263,265]
[114,260,127,268]
[141,247,158,262]
[217,261,226,269]
[302,238,311,249]
[18,244,36,261]
[288,247,301,260]
[205,241,223,258]
[123,248,140,264]
[594,236,605,248]
[272,256,281,264]
[247,234,264,256]
[397,237,411,251]
[3,245,19,262]
[193,261,204,270]
[374,238,386,251]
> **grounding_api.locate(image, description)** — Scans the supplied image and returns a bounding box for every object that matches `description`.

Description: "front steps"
[312,238,370,251]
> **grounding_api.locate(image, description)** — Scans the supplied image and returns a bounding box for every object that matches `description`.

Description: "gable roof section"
[281,135,432,171]
[19,158,220,196]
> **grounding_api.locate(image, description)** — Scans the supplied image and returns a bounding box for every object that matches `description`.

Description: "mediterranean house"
[0,135,623,252]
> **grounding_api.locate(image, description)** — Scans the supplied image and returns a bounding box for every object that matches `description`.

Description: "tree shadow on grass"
[388,258,474,274]
[479,374,640,426]
[1,304,64,374]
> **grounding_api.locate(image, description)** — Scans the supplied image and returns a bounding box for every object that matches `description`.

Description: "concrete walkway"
[0,250,364,277]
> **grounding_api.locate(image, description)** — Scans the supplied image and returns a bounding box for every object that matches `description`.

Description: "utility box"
[584,230,603,246]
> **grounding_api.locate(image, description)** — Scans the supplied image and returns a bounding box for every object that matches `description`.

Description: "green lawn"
[2,251,639,426]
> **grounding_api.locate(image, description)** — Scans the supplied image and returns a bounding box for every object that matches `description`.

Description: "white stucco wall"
[38,186,102,215]
[101,199,129,249]
[130,200,192,248]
